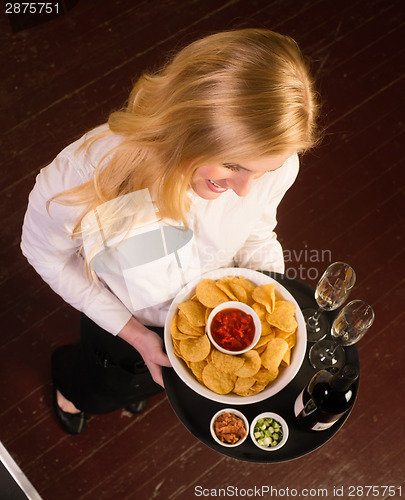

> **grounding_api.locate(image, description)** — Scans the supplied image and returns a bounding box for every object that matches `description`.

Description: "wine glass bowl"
[309,300,375,370]
[304,262,356,342]
[331,299,374,345]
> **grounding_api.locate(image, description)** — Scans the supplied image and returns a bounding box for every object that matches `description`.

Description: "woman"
[21,28,320,434]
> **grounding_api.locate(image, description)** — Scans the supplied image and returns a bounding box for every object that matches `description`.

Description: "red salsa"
[210,308,255,351]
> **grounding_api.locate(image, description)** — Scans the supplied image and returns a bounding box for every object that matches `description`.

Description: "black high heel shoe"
[125,399,148,414]
[52,387,87,435]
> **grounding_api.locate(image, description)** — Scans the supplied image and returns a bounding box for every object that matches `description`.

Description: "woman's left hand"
[118,316,172,387]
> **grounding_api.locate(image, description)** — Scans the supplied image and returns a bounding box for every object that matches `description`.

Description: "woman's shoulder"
[32,124,123,198]
[57,123,122,181]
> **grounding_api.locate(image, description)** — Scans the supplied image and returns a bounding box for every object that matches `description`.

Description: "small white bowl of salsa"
[206,301,261,355]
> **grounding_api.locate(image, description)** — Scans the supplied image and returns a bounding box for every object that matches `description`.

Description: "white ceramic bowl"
[210,408,249,447]
[250,412,289,451]
[206,301,261,355]
[164,267,307,405]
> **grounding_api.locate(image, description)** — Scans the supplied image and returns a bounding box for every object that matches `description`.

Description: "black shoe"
[125,399,148,414]
[53,387,87,435]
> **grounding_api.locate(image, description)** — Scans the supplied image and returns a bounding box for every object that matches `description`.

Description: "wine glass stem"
[321,342,339,362]
[307,308,322,328]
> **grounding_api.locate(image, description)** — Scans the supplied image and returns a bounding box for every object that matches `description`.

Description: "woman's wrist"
[117,316,149,350]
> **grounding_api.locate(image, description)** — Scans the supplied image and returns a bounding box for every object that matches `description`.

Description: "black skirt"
[51,315,165,414]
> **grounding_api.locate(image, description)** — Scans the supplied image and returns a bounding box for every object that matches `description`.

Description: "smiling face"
[190,154,291,200]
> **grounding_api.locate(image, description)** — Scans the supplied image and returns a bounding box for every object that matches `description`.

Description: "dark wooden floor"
[1,0,404,498]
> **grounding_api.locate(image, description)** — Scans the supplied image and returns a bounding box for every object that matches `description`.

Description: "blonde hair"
[56,28,320,234]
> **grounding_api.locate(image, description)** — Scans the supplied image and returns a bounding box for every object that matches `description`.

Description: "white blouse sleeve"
[20,152,132,335]
[234,154,300,274]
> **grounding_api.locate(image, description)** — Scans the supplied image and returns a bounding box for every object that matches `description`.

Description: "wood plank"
[23,396,183,497]
[279,130,404,260]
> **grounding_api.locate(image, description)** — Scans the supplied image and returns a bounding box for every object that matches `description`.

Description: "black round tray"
[163,272,359,463]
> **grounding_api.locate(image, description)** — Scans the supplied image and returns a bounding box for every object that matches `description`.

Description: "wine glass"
[309,299,375,370]
[303,262,356,343]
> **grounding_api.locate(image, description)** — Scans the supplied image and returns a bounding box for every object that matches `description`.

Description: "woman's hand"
[117,316,171,387]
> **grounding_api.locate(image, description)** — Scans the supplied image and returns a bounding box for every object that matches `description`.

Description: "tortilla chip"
[177,312,205,337]
[178,299,206,327]
[211,349,245,374]
[266,300,297,332]
[190,360,208,382]
[196,279,229,308]
[254,366,279,385]
[252,284,276,314]
[202,363,236,394]
[180,334,211,362]
[235,350,261,377]
[216,276,239,301]
[260,338,289,372]
[233,376,256,395]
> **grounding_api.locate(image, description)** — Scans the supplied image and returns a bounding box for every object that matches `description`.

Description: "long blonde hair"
[55,28,320,235]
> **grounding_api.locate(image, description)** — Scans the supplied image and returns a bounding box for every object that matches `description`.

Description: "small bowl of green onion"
[250,412,288,451]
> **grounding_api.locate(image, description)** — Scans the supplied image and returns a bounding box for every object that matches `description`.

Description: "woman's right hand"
[117,316,171,387]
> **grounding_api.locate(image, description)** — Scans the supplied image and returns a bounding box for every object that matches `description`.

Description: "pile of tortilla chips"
[170,275,298,397]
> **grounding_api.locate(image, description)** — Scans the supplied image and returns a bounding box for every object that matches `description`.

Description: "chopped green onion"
[253,417,283,448]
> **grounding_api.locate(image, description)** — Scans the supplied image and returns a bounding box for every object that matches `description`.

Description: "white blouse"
[21,124,299,335]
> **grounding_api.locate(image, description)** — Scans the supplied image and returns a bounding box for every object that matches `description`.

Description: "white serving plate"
[164,268,306,404]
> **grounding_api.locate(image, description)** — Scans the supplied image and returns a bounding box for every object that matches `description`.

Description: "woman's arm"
[22,151,172,386]
[234,154,300,273]
[21,152,134,335]
[117,317,171,387]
